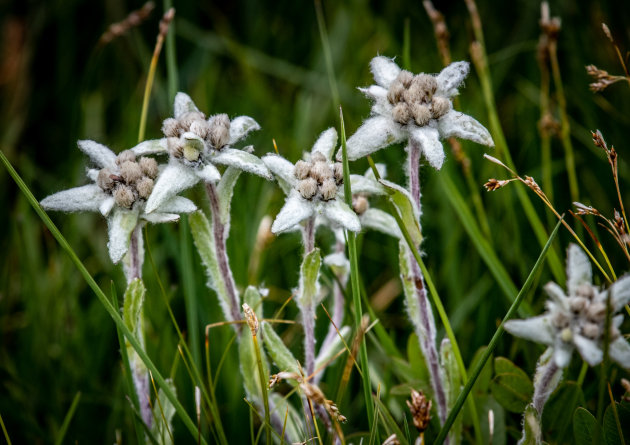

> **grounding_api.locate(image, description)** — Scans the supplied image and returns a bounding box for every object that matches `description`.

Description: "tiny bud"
[352,195,369,215]
[387,80,405,105]
[116,150,136,165]
[242,303,259,336]
[569,296,587,313]
[586,302,606,321]
[294,160,312,180]
[407,389,431,432]
[139,157,158,179]
[113,185,135,208]
[410,103,431,126]
[190,120,211,140]
[120,160,143,184]
[161,118,181,137]
[430,96,451,119]
[333,162,344,185]
[97,168,115,191]
[310,161,333,184]
[551,310,570,328]
[576,283,595,300]
[560,327,572,343]
[208,114,231,149]
[391,103,411,125]
[484,178,510,191]
[178,111,206,131]
[411,74,438,103]
[136,177,154,199]
[398,70,414,88]
[320,179,337,201]
[582,322,600,339]
[297,177,318,200]
[167,137,184,158]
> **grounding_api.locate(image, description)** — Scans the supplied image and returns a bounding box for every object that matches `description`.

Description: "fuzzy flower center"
[294,152,343,201]
[550,283,619,342]
[96,150,159,209]
[162,112,231,162]
[387,70,451,126]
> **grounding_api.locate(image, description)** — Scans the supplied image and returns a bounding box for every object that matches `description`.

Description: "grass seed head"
[407,389,431,432]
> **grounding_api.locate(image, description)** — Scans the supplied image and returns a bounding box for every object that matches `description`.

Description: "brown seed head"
[97,168,115,191]
[387,80,406,105]
[407,389,431,432]
[190,120,211,140]
[120,160,143,184]
[136,177,154,199]
[410,103,431,127]
[484,178,510,191]
[569,296,587,313]
[178,111,206,131]
[576,283,595,300]
[297,177,318,200]
[167,137,184,158]
[582,322,600,339]
[116,150,136,165]
[294,160,312,180]
[311,151,327,164]
[161,118,181,137]
[551,310,570,328]
[242,303,259,336]
[113,185,135,208]
[586,302,606,321]
[139,157,158,179]
[320,179,337,201]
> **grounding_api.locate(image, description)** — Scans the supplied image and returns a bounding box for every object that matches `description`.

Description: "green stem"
[54,392,81,445]
[434,218,562,444]
[314,0,340,110]
[0,411,11,445]
[181,216,201,369]
[339,108,376,435]
[252,334,272,445]
[163,0,178,103]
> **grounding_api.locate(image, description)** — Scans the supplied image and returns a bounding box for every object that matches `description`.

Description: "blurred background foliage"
[1,0,629,443]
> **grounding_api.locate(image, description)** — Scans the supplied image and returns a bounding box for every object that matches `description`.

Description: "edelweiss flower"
[262,128,360,234]
[132,92,271,213]
[340,56,494,169]
[40,140,197,263]
[505,244,630,369]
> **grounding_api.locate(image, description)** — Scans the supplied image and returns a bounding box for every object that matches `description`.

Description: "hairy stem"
[205,182,242,326]
[532,357,561,415]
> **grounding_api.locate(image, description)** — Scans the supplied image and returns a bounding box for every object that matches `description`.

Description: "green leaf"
[603,402,630,445]
[406,333,430,384]
[469,347,493,394]
[521,403,542,445]
[297,247,321,308]
[315,326,351,371]
[244,285,263,320]
[261,322,299,375]
[269,393,304,443]
[150,379,177,445]
[123,278,146,336]
[494,357,530,381]
[441,339,463,445]
[573,407,599,445]
[490,373,533,413]
[239,324,269,402]
[542,382,585,442]
[216,166,242,225]
[379,179,422,247]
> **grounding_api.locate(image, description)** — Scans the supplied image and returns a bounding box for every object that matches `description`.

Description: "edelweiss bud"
[120,160,143,184]
[161,118,181,137]
[392,103,411,125]
[113,185,135,208]
[136,177,154,199]
[415,73,438,101]
[167,137,185,158]
[310,161,332,184]
[320,179,337,201]
[138,157,158,179]
[311,152,326,164]
[179,111,206,131]
[551,310,570,328]
[190,120,211,140]
[398,70,414,88]
[586,302,606,321]
[431,96,451,119]
[569,296,587,313]
[410,103,431,126]
[332,162,344,184]
[387,80,406,104]
[576,283,595,299]
[116,150,136,165]
[294,160,312,180]
[207,114,231,149]
[97,168,115,191]
[298,177,318,199]
[560,327,572,342]
[582,322,600,339]
[352,195,369,215]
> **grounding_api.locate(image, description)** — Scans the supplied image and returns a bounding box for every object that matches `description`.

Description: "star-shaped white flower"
[131,92,271,213]
[40,140,197,263]
[339,56,494,169]
[262,128,360,234]
[505,244,630,369]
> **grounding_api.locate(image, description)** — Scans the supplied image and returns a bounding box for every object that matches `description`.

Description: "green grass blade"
[0,412,11,445]
[54,392,81,445]
[434,217,563,444]
[373,396,409,445]
[314,0,340,110]
[163,0,178,102]
[0,150,208,445]
[439,173,533,316]
[339,108,376,436]
[180,216,202,369]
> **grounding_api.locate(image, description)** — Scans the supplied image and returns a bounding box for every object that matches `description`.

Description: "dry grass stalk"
[99,2,155,45]
[585,23,630,92]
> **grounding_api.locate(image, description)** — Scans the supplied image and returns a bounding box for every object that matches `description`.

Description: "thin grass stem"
[0,412,11,445]
[54,392,81,445]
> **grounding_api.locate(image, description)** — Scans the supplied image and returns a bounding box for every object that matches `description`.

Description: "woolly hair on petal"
[610,275,630,311]
[409,125,445,170]
[609,337,630,369]
[77,140,118,170]
[369,56,401,89]
[349,174,386,196]
[107,208,139,264]
[360,208,401,238]
[565,244,593,296]
[211,148,272,179]
[552,341,574,368]
[228,116,260,145]
[438,111,494,147]
[131,138,169,156]
[572,334,603,366]
[340,115,405,161]
[173,92,199,119]
[99,196,116,216]
[142,212,180,224]
[543,282,567,305]
[41,184,108,213]
[271,191,314,233]
[156,196,197,214]
[504,315,555,345]
[262,154,297,193]
[311,127,338,161]
[435,61,470,98]
[321,199,361,232]
[145,162,200,213]
[195,163,222,183]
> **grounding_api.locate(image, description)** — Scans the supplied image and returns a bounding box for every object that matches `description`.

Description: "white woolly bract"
[262,153,297,194]
[131,138,169,156]
[195,163,221,183]
[157,196,197,214]
[107,208,139,263]
[370,56,401,89]
[271,191,314,233]
[360,208,401,238]
[311,127,338,161]
[342,115,405,161]
[566,244,593,296]
[41,184,107,213]
[409,125,445,170]
[320,199,361,232]
[504,315,555,346]
[609,337,630,369]
[228,116,261,145]
[435,61,470,98]
[78,140,118,170]
[211,148,272,179]
[437,110,494,147]
[174,92,199,119]
[610,275,630,312]
[145,161,200,213]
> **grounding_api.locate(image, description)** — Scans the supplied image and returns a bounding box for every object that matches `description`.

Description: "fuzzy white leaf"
[573,334,602,366]
[504,315,555,346]
[566,244,592,296]
[311,127,338,161]
[271,191,314,233]
[321,199,361,232]
[107,208,139,263]
[215,166,242,226]
[41,184,107,213]
[609,337,630,369]
[341,116,405,161]
[370,56,401,89]
[99,196,115,216]
[360,208,401,238]
[78,140,117,170]
[364,163,387,181]
[142,212,180,223]
[298,248,321,308]
[553,341,574,368]
[228,116,260,144]
[86,168,99,181]
[609,275,630,312]
[211,148,272,179]
[131,138,169,156]
[262,154,296,194]
[323,252,350,275]
[350,174,385,195]
[438,110,494,147]
[409,125,445,170]
[261,322,300,374]
[156,196,197,214]
[379,179,422,245]
[544,282,568,305]
[174,92,199,118]
[145,162,200,213]
[436,61,470,98]
[195,163,222,183]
